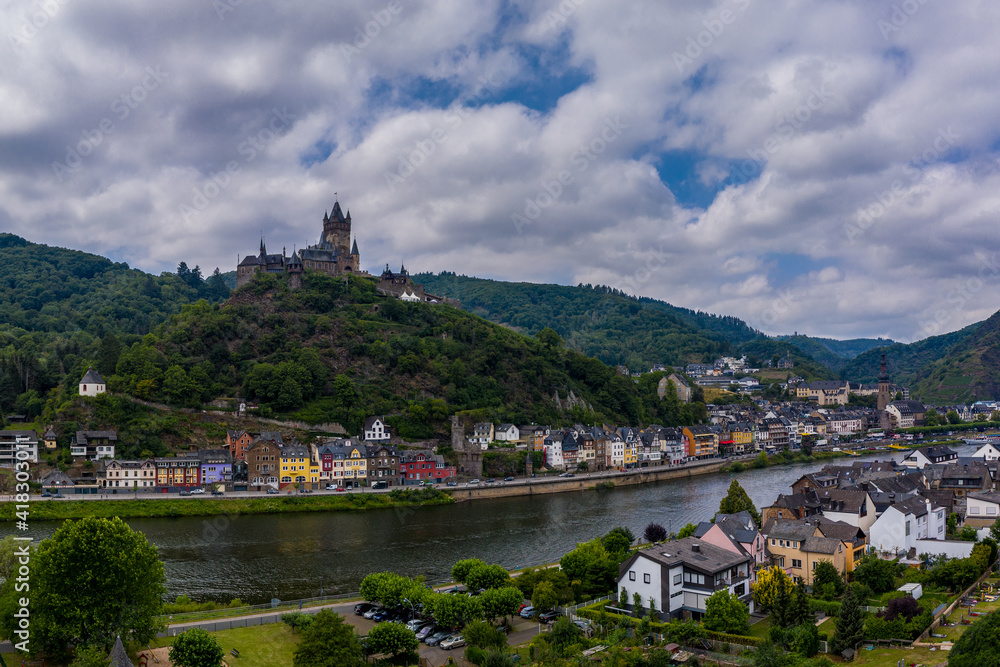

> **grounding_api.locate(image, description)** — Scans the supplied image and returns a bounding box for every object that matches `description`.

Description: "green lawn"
[150,624,300,667]
[748,617,771,640]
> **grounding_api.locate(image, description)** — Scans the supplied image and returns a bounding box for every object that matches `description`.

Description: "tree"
[852,554,898,594]
[601,531,631,557]
[771,572,794,628]
[947,410,962,425]
[559,539,617,600]
[533,581,559,612]
[480,587,523,621]
[466,563,512,592]
[607,526,635,545]
[365,623,418,658]
[991,517,1000,544]
[548,616,583,654]
[831,586,865,655]
[428,591,483,628]
[463,620,507,651]
[619,586,629,609]
[293,609,365,667]
[924,409,939,427]
[643,522,667,543]
[717,479,761,526]
[19,516,165,656]
[452,558,487,584]
[792,579,811,626]
[169,628,225,667]
[677,522,698,539]
[703,589,750,635]
[812,561,845,599]
[751,566,794,612]
[949,606,1000,667]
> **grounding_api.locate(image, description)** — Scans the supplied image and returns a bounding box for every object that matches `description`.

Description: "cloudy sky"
[3,0,999,343]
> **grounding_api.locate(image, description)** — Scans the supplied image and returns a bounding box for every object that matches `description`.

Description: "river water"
[12,448,955,603]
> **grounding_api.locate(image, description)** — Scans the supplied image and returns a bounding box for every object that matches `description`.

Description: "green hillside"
[907,312,1000,403]
[0,234,229,421]
[737,339,836,381]
[108,272,707,439]
[415,272,759,370]
[839,323,978,389]
[775,335,896,372]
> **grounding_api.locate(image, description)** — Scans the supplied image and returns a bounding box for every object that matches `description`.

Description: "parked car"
[355,603,375,616]
[51,493,64,499]
[517,603,529,613]
[503,476,515,481]
[190,488,205,494]
[446,480,458,486]
[212,490,224,496]
[41,491,51,498]
[468,479,481,485]
[406,619,432,632]
[371,609,390,622]
[363,606,383,619]
[179,490,191,496]
[416,624,438,640]
[539,610,560,623]
[485,478,497,484]
[424,630,450,646]
[266,488,279,494]
[440,635,466,650]
[519,606,535,618]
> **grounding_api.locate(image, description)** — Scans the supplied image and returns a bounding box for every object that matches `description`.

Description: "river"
[10,448,960,604]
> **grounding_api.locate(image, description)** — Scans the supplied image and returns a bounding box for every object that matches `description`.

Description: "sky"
[3,0,1000,344]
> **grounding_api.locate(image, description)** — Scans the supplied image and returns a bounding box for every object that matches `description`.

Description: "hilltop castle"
[236,202,361,288]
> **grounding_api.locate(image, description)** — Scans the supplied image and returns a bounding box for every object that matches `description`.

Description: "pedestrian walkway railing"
[161,593,360,624]
[558,595,613,616]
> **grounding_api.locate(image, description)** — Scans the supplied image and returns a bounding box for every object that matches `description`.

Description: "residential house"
[730,424,754,455]
[966,491,1000,528]
[972,443,1000,461]
[901,445,958,469]
[246,438,280,488]
[658,374,692,403]
[40,469,75,491]
[325,440,368,487]
[561,432,580,469]
[78,366,107,397]
[693,511,767,572]
[99,460,156,490]
[226,430,256,462]
[658,427,686,465]
[636,430,662,466]
[825,412,866,435]
[616,537,754,621]
[543,434,565,469]
[363,416,391,442]
[868,496,948,556]
[399,450,457,485]
[761,490,823,524]
[936,462,992,498]
[196,449,233,485]
[280,443,321,488]
[815,488,877,532]
[762,520,847,584]
[608,431,625,469]
[42,428,57,450]
[807,517,870,574]
[683,425,718,460]
[154,457,202,490]
[886,400,927,429]
[367,444,400,485]
[0,430,38,468]
[790,472,840,495]
[471,422,494,449]
[494,424,520,443]
[766,418,789,450]
[72,431,116,460]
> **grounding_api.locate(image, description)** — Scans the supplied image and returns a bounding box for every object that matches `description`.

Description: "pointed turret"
[259,237,266,256]
[878,353,889,383]
[351,237,359,256]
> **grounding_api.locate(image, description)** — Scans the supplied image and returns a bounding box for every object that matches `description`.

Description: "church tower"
[322,201,352,256]
[877,353,892,411]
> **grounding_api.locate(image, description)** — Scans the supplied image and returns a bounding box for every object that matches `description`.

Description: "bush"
[807,599,841,617]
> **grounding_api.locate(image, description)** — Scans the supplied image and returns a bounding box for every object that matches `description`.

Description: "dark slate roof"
[351,238,359,255]
[299,246,341,262]
[623,537,751,577]
[817,488,869,514]
[80,367,106,384]
[762,520,816,542]
[968,491,1000,505]
[238,254,260,266]
[75,430,118,444]
[802,536,840,555]
[364,416,383,430]
[108,636,135,667]
[43,428,57,439]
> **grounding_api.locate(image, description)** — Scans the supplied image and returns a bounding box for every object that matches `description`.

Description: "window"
[629,571,636,581]
[644,573,651,584]
[674,573,682,585]
[905,521,911,536]
[791,559,802,569]
[770,538,776,546]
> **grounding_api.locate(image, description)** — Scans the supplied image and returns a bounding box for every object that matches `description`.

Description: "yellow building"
[280,444,321,487]
[624,441,637,468]
[763,518,868,584]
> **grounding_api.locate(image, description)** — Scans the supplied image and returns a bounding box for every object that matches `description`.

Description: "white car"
[190,488,205,494]
[440,635,466,650]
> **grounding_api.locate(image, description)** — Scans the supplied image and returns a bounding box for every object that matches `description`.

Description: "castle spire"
[259,237,266,256]
[351,237,359,256]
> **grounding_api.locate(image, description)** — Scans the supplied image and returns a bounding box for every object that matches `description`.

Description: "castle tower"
[322,202,351,256]
[877,353,892,411]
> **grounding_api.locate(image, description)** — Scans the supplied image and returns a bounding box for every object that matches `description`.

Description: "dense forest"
[0,234,229,421]
[106,272,708,439]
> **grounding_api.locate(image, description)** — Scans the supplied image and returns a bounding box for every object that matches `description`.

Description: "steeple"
[878,353,889,383]
[259,237,266,256]
[351,237,359,256]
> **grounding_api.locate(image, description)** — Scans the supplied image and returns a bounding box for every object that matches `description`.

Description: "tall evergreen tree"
[832,585,865,656]
[792,579,810,626]
[771,574,793,628]
[716,479,761,526]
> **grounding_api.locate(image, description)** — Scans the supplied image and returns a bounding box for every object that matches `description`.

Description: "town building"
[901,445,958,469]
[72,431,116,460]
[246,438,280,489]
[868,496,949,557]
[0,430,39,468]
[616,537,754,621]
[399,450,457,485]
[363,416,391,442]
[99,460,156,490]
[154,457,202,490]
[693,511,767,573]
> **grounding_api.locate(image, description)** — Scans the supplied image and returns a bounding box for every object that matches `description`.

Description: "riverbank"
[0,488,453,521]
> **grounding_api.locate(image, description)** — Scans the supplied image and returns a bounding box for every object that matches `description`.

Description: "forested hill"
[414,272,760,370]
[0,233,229,420]
[110,273,708,438]
[774,334,896,372]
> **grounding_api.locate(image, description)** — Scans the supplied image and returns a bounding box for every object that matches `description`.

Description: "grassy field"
[4,489,453,521]
[149,623,300,666]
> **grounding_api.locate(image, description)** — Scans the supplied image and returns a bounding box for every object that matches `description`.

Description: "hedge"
[577,601,761,647]
[808,599,841,617]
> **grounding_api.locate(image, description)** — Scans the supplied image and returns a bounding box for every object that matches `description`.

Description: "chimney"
[692,544,700,553]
